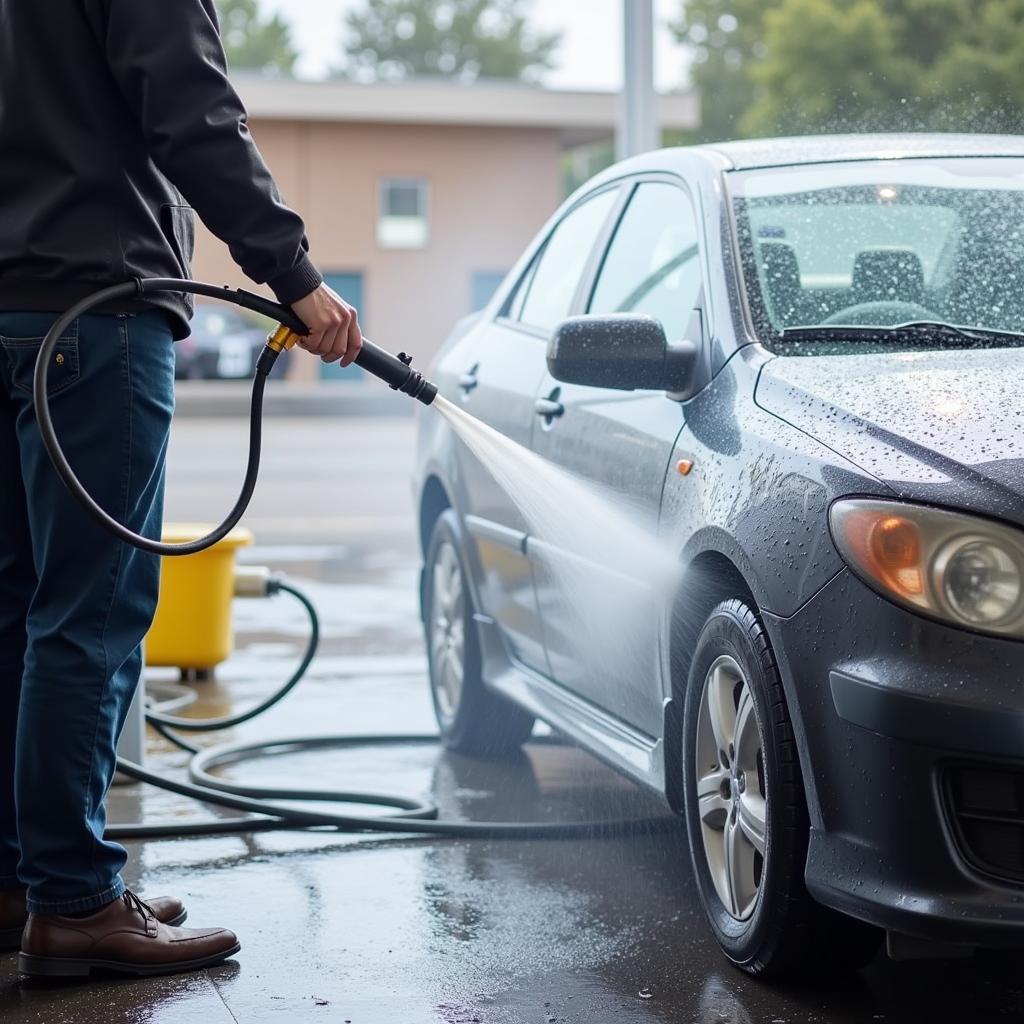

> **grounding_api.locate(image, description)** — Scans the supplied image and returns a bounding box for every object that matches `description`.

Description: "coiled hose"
[36,280,678,842]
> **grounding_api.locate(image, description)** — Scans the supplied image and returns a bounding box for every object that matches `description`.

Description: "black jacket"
[0,0,322,338]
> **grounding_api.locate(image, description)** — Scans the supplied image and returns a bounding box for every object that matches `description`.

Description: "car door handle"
[458,364,479,394]
[534,398,564,419]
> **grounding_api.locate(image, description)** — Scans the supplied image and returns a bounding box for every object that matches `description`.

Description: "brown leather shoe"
[0,888,186,953]
[19,891,236,978]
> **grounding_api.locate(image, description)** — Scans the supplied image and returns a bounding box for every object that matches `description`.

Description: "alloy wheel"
[430,541,466,721]
[694,654,767,921]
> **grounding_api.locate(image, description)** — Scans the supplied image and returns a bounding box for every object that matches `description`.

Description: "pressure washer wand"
[259,324,437,405]
[33,277,438,557]
[128,277,438,405]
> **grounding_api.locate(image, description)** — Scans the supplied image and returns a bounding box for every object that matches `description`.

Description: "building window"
[378,178,429,249]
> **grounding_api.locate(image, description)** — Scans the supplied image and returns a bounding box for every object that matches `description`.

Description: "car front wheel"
[681,598,880,978]
[424,510,534,758]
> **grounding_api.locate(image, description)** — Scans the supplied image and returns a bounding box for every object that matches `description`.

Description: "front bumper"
[766,569,1024,948]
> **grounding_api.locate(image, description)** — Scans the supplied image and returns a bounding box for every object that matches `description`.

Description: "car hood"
[755,347,1024,526]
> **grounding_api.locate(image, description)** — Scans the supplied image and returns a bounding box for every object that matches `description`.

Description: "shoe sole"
[1,911,185,954]
[17,942,240,978]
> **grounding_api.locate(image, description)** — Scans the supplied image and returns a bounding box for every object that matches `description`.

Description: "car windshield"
[728,156,1024,354]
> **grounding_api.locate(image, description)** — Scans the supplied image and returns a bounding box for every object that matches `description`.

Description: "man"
[0,0,361,978]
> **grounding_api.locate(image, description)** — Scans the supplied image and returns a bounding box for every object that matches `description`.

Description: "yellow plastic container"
[145,524,253,671]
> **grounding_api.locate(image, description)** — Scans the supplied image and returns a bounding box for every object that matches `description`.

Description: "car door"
[527,179,706,736]
[452,186,621,675]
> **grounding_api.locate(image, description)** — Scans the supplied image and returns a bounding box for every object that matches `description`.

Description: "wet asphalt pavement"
[2,414,1024,1022]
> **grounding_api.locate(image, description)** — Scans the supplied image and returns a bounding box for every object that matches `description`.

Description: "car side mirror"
[547,314,697,392]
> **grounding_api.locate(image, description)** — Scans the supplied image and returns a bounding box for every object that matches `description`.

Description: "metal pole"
[617,0,658,161]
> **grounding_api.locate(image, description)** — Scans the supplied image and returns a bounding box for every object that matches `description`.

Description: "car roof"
[577,133,1024,197]
[692,132,1024,171]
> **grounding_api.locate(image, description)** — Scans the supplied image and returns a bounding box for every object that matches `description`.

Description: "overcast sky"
[260,0,691,91]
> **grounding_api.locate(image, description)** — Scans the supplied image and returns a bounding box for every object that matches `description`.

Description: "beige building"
[193,77,698,380]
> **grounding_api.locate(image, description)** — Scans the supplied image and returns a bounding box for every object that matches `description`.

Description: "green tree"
[743,0,905,135]
[669,0,769,141]
[670,0,1024,140]
[915,0,1024,132]
[339,0,561,83]
[215,0,298,75]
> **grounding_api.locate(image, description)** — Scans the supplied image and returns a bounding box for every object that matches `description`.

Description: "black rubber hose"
[107,581,678,842]
[34,278,435,557]
[111,742,678,841]
[34,282,267,556]
[144,581,320,732]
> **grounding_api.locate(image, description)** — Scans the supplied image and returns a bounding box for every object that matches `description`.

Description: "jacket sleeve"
[88,0,322,305]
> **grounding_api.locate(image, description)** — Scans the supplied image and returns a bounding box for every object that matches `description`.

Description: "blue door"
[320,272,365,380]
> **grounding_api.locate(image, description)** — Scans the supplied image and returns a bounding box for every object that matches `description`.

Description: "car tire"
[681,598,880,978]
[424,510,535,758]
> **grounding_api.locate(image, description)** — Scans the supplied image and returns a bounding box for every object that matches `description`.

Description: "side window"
[505,253,539,322]
[589,182,702,342]
[517,189,618,333]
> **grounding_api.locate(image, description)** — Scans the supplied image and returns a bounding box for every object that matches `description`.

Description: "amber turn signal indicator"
[677,459,694,476]
[869,515,923,596]
[831,504,926,605]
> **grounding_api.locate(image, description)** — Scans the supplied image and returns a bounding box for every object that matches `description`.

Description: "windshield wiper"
[777,320,1024,348]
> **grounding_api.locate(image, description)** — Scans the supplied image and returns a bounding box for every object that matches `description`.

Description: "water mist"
[434,396,680,708]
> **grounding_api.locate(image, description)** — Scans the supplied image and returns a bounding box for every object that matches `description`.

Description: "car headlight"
[829,499,1024,638]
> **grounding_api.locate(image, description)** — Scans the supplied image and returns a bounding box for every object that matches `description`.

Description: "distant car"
[175,303,284,380]
[414,134,1024,977]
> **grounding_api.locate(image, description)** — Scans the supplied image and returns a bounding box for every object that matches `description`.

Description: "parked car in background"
[414,134,1024,978]
[175,302,286,380]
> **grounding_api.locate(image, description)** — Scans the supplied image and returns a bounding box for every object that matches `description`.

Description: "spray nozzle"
[258,325,437,406]
[387,351,438,405]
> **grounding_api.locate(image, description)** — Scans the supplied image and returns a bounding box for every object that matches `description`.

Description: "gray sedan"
[414,134,1024,977]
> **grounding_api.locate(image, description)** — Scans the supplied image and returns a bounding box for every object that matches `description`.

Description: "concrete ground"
[2,413,1024,1022]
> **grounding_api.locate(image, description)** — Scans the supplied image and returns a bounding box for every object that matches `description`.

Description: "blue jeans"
[0,310,174,914]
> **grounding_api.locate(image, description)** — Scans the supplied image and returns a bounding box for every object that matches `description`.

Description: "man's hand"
[291,284,363,366]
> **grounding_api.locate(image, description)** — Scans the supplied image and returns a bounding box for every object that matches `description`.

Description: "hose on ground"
[109,581,679,842]
[143,581,320,733]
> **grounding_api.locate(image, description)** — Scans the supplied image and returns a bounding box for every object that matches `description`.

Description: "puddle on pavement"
[6,543,1023,1023]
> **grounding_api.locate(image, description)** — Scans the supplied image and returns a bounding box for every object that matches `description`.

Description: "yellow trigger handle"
[267,324,303,353]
